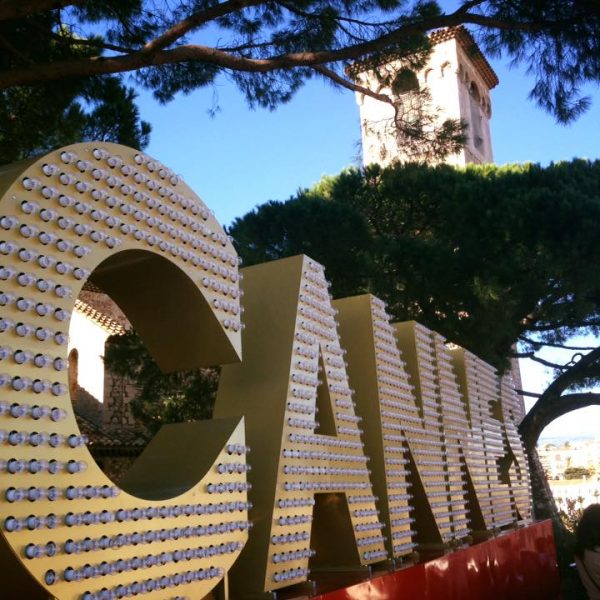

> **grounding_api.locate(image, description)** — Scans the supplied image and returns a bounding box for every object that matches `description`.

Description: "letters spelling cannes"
[0,143,531,599]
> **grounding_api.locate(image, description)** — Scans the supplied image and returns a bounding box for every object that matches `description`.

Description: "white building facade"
[354,26,498,167]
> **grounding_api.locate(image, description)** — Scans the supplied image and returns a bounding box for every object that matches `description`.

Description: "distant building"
[539,439,600,510]
[539,439,600,479]
[68,286,148,482]
[352,26,498,167]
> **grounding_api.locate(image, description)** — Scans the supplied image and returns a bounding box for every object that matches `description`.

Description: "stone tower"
[353,26,499,166]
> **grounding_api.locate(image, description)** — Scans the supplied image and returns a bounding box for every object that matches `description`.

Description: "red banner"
[314,521,559,600]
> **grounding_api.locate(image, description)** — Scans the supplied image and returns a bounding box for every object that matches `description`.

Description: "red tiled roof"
[76,412,149,455]
[429,26,498,89]
[74,298,126,335]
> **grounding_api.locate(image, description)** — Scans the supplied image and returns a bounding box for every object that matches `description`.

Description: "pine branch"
[518,335,596,352]
[46,31,137,55]
[537,392,600,422]
[519,346,600,445]
[516,390,542,398]
[0,0,82,21]
[543,346,600,398]
[514,352,571,370]
[312,64,393,104]
[0,9,573,90]
[455,0,487,15]
[0,32,29,61]
[275,1,402,29]
[142,0,267,54]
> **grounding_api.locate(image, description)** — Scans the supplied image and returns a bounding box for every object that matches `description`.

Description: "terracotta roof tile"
[430,26,498,89]
[76,412,149,454]
[74,299,126,335]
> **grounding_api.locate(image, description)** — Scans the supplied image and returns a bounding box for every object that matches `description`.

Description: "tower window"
[468,82,484,150]
[391,68,419,95]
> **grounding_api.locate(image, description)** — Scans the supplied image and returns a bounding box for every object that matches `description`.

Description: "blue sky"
[520,337,600,441]
[134,38,600,441]
[135,54,600,227]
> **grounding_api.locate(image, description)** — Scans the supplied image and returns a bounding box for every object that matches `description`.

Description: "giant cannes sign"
[0,143,530,600]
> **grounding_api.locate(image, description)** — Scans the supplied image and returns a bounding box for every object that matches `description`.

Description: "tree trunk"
[525,443,562,523]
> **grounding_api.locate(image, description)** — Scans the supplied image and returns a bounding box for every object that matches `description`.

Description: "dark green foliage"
[138,62,220,104]
[480,1,600,123]
[230,160,600,372]
[563,467,592,480]
[104,331,219,434]
[3,1,600,134]
[231,197,373,299]
[0,14,150,165]
[0,74,150,165]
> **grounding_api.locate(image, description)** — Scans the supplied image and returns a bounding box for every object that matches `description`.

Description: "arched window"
[440,61,451,77]
[483,97,492,118]
[68,348,79,398]
[469,82,484,150]
[391,68,419,95]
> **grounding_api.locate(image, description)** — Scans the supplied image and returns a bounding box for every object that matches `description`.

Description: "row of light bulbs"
[0,401,66,420]
[0,347,67,371]
[0,430,86,449]
[283,481,369,492]
[2,457,86,477]
[282,465,370,477]
[272,566,310,583]
[0,267,73,299]
[0,295,70,323]
[300,319,336,342]
[272,548,315,564]
[5,482,117,504]
[54,501,253,526]
[55,521,249,557]
[288,433,362,450]
[75,566,223,599]
[60,541,241,583]
[205,482,250,494]
[282,449,368,463]
[301,282,329,303]
[0,318,68,345]
[0,375,66,395]
[298,305,336,329]
[298,292,337,317]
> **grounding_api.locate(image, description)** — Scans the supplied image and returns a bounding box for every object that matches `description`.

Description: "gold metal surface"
[334,295,416,560]
[214,256,386,596]
[448,347,516,532]
[497,375,532,521]
[0,143,249,599]
[392,321,470,547]
[0,142,534,599]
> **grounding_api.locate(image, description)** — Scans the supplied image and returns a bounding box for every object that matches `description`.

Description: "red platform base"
[313,521,559,600]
